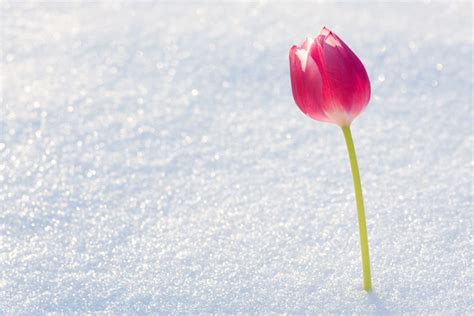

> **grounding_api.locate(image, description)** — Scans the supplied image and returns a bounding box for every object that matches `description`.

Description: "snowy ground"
[1,1,473,313]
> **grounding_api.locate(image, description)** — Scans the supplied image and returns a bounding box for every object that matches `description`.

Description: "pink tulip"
[289,27,371,127]
[289,27,373,291]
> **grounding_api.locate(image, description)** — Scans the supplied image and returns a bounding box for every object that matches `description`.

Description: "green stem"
[341,125,372,291]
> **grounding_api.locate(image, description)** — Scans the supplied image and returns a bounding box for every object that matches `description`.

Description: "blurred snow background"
[1,0,473,313]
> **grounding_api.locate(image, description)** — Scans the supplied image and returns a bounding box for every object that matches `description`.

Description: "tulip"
[289,27,372,291]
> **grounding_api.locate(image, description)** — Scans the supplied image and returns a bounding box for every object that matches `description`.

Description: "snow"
[1,1,473,313]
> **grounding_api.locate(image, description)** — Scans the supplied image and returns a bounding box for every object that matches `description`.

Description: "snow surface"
[1,1,473,313]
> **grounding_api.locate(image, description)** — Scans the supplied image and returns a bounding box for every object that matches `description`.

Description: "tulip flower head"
[289,27,371,127]
[289,27,373,291]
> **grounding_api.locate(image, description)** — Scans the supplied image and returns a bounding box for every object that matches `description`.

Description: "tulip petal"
[289,46,305,108]
[289,45,326,121]
[301,37,314,50]
[320,31,371,123]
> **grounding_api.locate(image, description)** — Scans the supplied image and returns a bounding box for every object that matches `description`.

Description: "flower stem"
[341,125,372,291]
